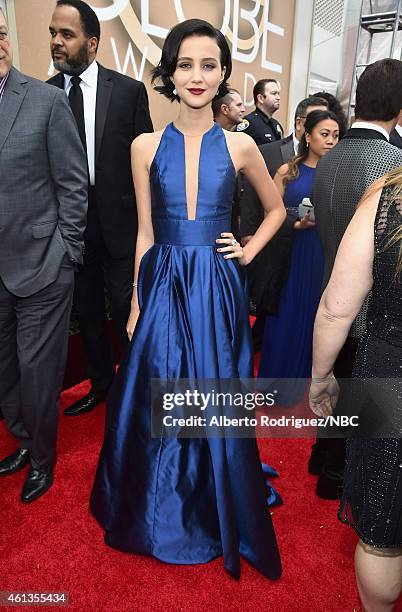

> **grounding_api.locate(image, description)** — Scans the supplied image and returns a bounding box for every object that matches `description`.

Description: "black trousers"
[0,262,74,469]
[74,188,133,392]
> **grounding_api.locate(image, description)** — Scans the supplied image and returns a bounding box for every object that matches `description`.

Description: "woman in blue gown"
[90,19,286,580]
[258,111,340,401]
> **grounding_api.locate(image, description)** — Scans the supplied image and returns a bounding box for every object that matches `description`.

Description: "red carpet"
[1,379,391,612]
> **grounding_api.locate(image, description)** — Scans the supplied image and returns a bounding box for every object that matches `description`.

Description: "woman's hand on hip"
[216,232,247,265]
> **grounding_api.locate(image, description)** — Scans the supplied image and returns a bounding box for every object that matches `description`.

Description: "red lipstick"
[187,88,205,95]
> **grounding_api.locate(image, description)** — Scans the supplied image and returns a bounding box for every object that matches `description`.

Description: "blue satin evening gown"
[90,123,282,580]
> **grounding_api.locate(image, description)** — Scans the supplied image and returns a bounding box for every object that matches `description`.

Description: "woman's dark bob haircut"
[151,19,232,102]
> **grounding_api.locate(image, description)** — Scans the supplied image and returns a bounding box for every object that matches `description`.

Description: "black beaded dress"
[338,184,402,548]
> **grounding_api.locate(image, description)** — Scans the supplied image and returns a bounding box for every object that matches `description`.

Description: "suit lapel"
[0,68,28,155]
[95,64,113,162]
[48,72,65,90]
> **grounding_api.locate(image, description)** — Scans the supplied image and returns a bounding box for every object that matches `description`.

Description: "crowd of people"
[1,1,402,609]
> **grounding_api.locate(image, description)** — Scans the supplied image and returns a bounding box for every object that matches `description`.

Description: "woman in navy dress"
[258,111,339,399]
[90,19,286,580]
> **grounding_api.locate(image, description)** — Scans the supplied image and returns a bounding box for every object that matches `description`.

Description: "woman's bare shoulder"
[358,176,386,210]
[131,129,165,168]
[131,130,164,151]
[223,129,259,172]
[224,129,256,151]
[276,163,289,176]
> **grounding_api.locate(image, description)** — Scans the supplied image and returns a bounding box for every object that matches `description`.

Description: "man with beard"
[212,88,246,131]
[0,7,87,501]
[240,79,283,145]
[48,0,153,416]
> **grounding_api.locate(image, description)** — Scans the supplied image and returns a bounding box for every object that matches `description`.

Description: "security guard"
[237,79,284,145]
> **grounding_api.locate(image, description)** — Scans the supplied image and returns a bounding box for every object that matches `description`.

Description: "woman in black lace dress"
[309,168,402,612]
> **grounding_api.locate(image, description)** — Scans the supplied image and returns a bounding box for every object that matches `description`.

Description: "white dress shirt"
[292,133,299,156]
[395,124,402,138]
[351,121,390,141]
[64,60,98,185]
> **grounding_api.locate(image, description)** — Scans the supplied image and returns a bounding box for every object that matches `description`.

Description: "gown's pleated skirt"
[90,238,282,579]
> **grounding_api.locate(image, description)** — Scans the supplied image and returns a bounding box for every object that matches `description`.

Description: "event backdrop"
[12,0,296,129]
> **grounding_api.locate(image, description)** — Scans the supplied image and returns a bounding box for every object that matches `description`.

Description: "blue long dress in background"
[258,164,323,399]
[90,123,281,581]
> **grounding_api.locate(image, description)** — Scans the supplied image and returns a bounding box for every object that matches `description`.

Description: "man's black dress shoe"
[308,445,327,475]
[315,470,343,500]
[0,448,30,476]
[21,467,54,503]
[64,390,108,416]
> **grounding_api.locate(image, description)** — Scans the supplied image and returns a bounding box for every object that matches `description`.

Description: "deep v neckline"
[171,122,217,222]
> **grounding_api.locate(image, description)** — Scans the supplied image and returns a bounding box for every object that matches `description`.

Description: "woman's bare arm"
[126,133,158,339]
[311,186,381,379]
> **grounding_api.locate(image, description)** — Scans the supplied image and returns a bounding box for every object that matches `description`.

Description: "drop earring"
[173,88,177,96]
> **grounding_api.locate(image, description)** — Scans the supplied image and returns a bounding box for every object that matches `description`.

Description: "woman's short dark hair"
[56,0,100,48]
[355,58,402,122]
[151,19,232,102]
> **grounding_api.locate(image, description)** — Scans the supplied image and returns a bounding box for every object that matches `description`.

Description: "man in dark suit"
[390,118,402,148]
[48,0,153,416]
[0,7,87,501]
[239,79,283,145]
[259,96,328,178]
[311,58,402,499]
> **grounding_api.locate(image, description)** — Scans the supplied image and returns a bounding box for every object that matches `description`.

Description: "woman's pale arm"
[311,187,381,380]
[240,136,286,265]
[126,135,155,340]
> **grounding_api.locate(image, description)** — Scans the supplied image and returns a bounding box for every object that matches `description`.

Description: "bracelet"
[132,282,138,288]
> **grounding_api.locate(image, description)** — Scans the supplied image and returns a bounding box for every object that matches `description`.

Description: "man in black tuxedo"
[390,117,402,148]
[48,0,153,416]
